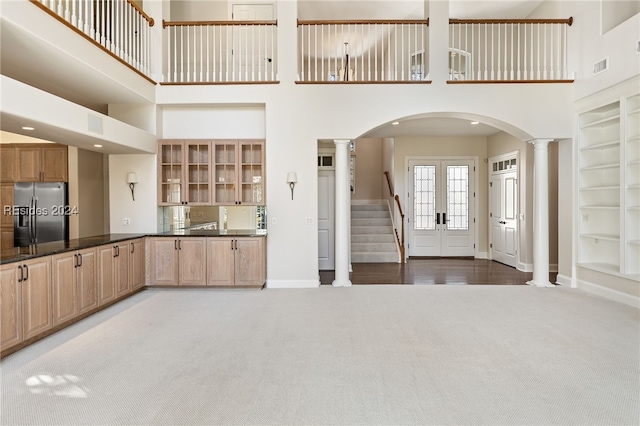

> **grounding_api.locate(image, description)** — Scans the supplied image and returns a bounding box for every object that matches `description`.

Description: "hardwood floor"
[320,258,557,285]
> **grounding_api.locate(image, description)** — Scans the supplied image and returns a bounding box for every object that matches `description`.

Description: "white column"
[527,139,555,287]
[333,139,352,287]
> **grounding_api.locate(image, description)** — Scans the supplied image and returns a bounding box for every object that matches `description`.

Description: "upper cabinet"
[1,144,68,183]
[213,140,265,206]
[158,139,265,206]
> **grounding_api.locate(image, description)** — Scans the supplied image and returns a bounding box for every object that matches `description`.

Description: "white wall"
[352,138,383,201]
[557,138,573,285]
[162,105,265,138]
[109,154,158,233]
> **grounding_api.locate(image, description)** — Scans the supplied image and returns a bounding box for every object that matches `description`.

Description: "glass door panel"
[214,143,237,204]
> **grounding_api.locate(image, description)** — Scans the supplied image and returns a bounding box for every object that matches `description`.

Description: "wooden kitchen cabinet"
[51,247,97,326]
[148,237,206,286]
[158,140,211,206]
[213,140,265,206]
[206,237,265,287]
[128,239,145,290]
[97,243,129,305]
[0,146,16,182]
[0,263,22,350]
[15,144,68,182]
[1,183,14,250]
[21,257,53,340]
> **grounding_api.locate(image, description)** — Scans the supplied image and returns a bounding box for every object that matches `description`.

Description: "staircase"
[351,204,400,263]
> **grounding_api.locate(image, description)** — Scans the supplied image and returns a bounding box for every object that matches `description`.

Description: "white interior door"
[490,170,518,267]
[318,170,335,270]
[231,4,275,80]
[409,159,475,257]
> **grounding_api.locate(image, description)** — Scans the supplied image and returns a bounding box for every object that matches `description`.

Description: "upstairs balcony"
[25,0,573,86]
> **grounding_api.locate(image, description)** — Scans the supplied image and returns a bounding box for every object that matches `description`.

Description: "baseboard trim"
[476,251,488,259]
[266,279,321,289]
[555,274,573,287]
[576,278,640,308]
[517,261,533,272]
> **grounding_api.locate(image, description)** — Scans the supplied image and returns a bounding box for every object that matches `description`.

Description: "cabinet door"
[77,248,98,314]
[114,243,130,297]
[21,257,53,340]
[51,252,78,326]
[213,142,238,205]
[149,238,179,285]
[97,245,116,305]
[239,140,265,205]
[178,238,207,286]
[0,263,22,350]
[15,147,41,182]
[206,238,235,286]
[158,141,185,205]
[129,239,145,290]
[0,147,16,182]
[235,238,265,287]
[185,142,212,205]
[41,146,68,182]
[1,229,14,252]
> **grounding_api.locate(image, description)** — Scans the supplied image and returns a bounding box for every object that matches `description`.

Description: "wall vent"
[87,114,103,134]
[593,58,609,75]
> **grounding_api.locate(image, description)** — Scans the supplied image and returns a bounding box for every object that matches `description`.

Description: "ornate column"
[528,139,555,287]
[333,139,352,287]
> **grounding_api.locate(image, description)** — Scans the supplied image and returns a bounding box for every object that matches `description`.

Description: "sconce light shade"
[126,172,138,201]
[286,172,298,200]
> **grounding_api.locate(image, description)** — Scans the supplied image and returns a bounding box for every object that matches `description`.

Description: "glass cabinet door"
[159,142,184,205]
[239,141,265,205]
[213,142,238,205]
[186,142,211,205]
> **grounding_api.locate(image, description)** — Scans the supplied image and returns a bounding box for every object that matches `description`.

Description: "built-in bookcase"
[578,92,640,278]
[624,94,640,275]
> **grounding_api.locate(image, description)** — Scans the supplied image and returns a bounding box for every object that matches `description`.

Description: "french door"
[408,159,475,257]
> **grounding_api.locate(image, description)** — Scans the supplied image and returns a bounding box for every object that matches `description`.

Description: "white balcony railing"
[297,20,431,83]
[448,18,573,82]
[32,0,154,77]
[163,20,278,84]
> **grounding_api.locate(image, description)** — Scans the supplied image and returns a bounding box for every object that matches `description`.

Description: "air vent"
[593,58,609,75]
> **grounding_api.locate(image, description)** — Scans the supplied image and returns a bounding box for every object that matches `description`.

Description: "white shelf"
[628,206,640,211]
[579,140,619,151]
[627,107,640,115]
[580,115,620,129]
[579,163,620,171]
[580,205,619,210]
[576,263,620,275]
[627,184,640,189]
[579,185,620,191]
[628,159,640,166]
[628,240,640,246]
[580,233,620,242]
[627,135,640,143]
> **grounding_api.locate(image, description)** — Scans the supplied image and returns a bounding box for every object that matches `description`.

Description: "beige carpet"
[1,286,639,425]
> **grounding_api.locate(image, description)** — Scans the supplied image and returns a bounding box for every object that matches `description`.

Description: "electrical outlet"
[582,214,589,221]
[122,218,131,226]
[306,217,313,225]
[271,217,277,225]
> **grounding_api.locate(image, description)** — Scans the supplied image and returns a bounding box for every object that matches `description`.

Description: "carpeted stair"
[351,204,399,263]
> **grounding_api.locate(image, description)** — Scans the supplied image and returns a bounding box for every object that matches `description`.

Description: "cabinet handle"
[230,240,234,250]
[74,254,78,268]
[113,246,117,258]
[17,265,23,283]
[116,246,120,257]
[79,253,83,266]
[175,240,178,250]
[23,265,29,281]
[131,242,135,254]
[178,240,182,250]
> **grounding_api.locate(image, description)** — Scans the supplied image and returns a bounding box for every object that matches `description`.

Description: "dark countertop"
[0,231,266,265]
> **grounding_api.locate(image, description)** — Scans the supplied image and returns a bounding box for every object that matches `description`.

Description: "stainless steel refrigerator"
[14,182,68,247]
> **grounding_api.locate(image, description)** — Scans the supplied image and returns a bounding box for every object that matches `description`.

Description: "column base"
[332,279,352,287]
[526,280,555,288]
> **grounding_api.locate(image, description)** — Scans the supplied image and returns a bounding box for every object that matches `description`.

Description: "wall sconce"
[126,172,138,201]
[286,172,298,200]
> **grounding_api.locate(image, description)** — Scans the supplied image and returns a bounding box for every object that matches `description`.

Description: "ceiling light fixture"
[22,126,34,131]
[470,121,480,125]
[94,144,103,148]
[392,121,400,126]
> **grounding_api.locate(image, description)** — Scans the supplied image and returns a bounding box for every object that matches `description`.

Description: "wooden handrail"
[394,195,406,263]
[384,171,393,197]
[127,0,154,26]
[298,19,429,26]
[450,17,573,26]
[163,19,277,28]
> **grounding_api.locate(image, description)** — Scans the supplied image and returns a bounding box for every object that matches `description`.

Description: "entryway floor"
[320,258,557,285]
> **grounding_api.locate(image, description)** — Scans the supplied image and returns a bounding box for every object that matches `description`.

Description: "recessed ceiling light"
[22,126,34,131]
[94,144,103,148]
[470,121,480,125]
[392,121,400,126]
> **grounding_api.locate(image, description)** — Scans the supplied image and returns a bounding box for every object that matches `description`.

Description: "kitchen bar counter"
[0,230,267,264]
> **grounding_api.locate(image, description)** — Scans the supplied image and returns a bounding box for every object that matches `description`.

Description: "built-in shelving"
[624,93,640,275]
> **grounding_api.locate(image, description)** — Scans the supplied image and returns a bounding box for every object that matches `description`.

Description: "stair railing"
[384,171,405,263]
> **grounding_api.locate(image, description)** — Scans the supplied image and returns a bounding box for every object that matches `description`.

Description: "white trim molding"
[266,279,321,289]
[556,274,573,286]
[576,278,640,308]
